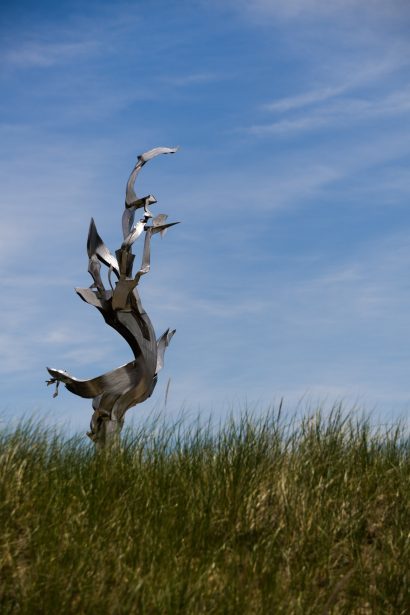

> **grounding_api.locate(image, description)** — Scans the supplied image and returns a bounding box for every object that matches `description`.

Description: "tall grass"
[0,409,408,613]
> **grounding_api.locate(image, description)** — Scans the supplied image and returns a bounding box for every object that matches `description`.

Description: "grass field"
[0,408,408,614]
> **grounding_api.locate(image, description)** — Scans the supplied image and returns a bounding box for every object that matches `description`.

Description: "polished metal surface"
[46,147,179,446]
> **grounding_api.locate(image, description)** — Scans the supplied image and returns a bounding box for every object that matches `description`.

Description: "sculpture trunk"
[93,419,122,450]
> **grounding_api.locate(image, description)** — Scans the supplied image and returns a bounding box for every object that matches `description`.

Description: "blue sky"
[1,0,410,432]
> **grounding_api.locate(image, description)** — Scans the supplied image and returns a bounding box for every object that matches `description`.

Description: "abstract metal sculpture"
[46,147,179,447]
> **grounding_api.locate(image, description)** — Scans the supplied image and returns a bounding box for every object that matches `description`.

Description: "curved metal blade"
[136,228,152,278]
[138,146,178,163]
[125,146,178,207]
[156,328,176,373]
[150,221,180,236]
[122,208,136,240]
[87,218,120,277]
[88,254,105,293]
[126,194,157,211]
[125,161,144,206]
[46,359,146,399]
[121,220,145,250]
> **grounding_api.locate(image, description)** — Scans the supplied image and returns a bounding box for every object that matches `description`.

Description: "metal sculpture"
[46,147,179,447]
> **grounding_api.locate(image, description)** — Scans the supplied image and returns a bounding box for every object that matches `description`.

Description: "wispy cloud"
[3,40,100,69]
[249,116,326,136]
[264,86,346,113]
[159,72,218,87]
[0,3,141,73]
[290,232,410,325]
[231,0,410,23]
[232,0,410,143]
[250,87,410,136]
[263,53,410,113]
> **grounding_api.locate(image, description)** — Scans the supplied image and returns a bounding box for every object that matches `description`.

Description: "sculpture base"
[87,414,124,449]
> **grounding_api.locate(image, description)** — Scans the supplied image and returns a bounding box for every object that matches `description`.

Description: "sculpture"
[46,147,179,447]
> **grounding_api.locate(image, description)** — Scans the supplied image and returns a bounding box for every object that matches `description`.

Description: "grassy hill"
[0,409,408,613]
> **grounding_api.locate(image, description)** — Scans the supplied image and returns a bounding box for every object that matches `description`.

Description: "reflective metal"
[46,147,179,446]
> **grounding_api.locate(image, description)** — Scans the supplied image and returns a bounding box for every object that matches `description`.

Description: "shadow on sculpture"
[46,147,179,447]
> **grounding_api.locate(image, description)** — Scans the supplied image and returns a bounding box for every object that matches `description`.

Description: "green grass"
[0,409,408,613]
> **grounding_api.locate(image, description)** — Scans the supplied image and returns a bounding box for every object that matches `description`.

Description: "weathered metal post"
[46,147,179,447]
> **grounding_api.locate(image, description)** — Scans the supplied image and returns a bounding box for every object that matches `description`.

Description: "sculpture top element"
[47,147,179,446]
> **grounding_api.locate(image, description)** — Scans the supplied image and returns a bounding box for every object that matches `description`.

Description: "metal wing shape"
[121,220,145,250]
[150,221,180,236]
[122,195,157,240]
[88,254,105,293]
[156,328,176,373]
[138,147,179,163]
[87,218,120,278]
[125,146,178,207]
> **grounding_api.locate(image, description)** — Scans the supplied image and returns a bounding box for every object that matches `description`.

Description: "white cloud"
[42,328,77,344]
[289,232,410,326]
[250,87,410,137]
[264,86,346,113]
[249,116,327,136]
[232,0,410,22]
[3,40,99,69]
[0,4,141,73]
[175,161,342,219]
[159,72,218,87]
[263,52,410,113]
